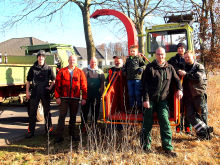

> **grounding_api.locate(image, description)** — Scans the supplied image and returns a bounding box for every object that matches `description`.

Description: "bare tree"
[97,41,127,58]
[1,0,108,62]
[109,0,163,53]
[71,0,108,61]
[99,0,193,53]
[190,0,220,70]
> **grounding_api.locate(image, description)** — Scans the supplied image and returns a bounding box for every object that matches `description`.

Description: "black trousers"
[28,87,52,134]
[55,98,79,138]
[81,96,101,127]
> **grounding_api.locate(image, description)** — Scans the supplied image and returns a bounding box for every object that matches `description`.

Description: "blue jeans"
[127,79,142,108]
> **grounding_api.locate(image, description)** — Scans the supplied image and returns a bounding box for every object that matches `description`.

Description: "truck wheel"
[27,100,44,122]
[36,101,44,122]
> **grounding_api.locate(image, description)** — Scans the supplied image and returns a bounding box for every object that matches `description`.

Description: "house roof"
[73,47,88,60]
[73,46,114,61]
[97,48,115,60]
[0,37,48,56]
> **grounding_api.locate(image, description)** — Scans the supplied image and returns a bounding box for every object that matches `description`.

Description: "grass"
[0,75,220,164]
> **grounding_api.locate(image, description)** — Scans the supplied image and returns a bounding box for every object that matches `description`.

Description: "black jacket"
[183,61,207,97]
[27,61,55,87]
[125,55,146,80]
[142,60,182,102]
[168,53,185,75]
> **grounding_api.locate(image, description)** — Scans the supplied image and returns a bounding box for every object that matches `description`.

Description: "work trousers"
[141,100,173,151]
[127,79,142,108]
[184,95,208,133]
[28,87,52,134]
[55,98,79,138]
[81,95,101,127]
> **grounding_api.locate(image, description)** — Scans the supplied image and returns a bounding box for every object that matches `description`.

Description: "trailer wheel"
[27,100,44,122]
[36,101,44,122]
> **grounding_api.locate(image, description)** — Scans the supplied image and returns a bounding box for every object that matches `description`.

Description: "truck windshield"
[147,29,187,53]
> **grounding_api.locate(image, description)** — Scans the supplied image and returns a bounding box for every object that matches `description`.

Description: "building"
[0,37,116,69]
[73,47,114,69]
[0,37,48,56]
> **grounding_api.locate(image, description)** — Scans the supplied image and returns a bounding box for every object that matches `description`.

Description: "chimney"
[29,37,33,46]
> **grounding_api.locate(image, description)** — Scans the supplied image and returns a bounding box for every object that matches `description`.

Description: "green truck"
[144,14,195,61]
[0,43,75,121]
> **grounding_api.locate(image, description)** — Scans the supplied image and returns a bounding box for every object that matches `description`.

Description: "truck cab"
[145,22,194,61]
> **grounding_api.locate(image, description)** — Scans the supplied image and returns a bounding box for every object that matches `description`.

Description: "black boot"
[208,126,214,133]
[164,150,177,157]
[69,126,80,141]
[45,124,54,135]
[54,136,64,143]
[25,132,34,139]
[197,129,212,140]
[71,135,80,141]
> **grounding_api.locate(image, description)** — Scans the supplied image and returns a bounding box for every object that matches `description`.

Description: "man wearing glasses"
[141,47,183,157]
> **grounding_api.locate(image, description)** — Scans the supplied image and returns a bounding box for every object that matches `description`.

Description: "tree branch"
[37,1,70,19]
[189,0,202,9]
[144,0,162,17]
[3,0,49,29]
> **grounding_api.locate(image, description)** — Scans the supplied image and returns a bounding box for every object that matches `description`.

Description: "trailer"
[0,56,56,121]
[0,43,76,121]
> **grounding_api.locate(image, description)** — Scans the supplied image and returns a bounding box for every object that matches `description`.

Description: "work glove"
[137,68,143,75]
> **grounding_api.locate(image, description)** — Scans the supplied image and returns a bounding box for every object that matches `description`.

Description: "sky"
[0,0,164,48]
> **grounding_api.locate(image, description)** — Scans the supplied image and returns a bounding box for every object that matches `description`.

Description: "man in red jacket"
[54,55,87,143]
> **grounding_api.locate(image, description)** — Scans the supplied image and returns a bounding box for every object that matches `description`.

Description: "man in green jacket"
[81,57,105,131]
[141,47,183,157]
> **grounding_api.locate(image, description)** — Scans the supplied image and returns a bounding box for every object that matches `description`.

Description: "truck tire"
[36,101,44,122]
[27,100,44,122]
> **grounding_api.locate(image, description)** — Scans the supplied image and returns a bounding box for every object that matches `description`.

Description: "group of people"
[25,43,213,157]
[141,44,212,157]
[25,51,105,143]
